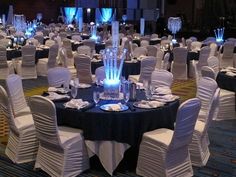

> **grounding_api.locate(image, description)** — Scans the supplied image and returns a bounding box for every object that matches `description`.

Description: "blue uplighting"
[101,8,113,23]
[64,7,83,24]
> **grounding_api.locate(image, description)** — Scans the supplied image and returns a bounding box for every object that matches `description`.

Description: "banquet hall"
[0,0,235,176]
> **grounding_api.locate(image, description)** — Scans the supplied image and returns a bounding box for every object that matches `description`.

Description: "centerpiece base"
[103,79,120,99]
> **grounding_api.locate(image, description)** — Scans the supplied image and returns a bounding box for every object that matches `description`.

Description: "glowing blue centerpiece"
[90,22,98,41]
[214,27,224,43]
[102,47,127,99]
[168,17,182,43]
[112,21,119,48]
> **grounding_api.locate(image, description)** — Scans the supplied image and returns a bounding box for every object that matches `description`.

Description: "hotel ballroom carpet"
[0,77,235,177]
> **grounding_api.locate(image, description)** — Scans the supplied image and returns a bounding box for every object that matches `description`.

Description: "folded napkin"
[106,103,123,111]
[226,71,236,77]
[64,99,90,109]
[46,92,70,101]
[153,87,172,95]
[48,87,69,94]
[152,94,179,102]
[136,100,164,109]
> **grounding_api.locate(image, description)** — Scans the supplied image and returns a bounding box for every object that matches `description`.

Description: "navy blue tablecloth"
[216,72,236,92]
[55,85,179,146]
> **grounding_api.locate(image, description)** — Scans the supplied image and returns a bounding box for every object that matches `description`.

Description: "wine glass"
[123,92,130,105]
[71,86,78,99]
[93,91,100,106]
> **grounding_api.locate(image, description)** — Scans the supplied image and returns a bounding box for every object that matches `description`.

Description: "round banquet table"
[91,60,141,79]
[54,85,180,147]
[216,71,236,92]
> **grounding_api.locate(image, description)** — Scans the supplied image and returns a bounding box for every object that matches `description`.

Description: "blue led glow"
[104,79,120,86]
[214,28,224,43]
[64,7,83,24]
[101,8,113,23]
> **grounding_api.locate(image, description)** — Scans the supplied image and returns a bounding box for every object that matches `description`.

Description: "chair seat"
[143,128,174,147]
[58,126,83,146]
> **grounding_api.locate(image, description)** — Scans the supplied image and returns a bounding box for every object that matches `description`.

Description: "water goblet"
[71,86,78,99]
[123,92,130,105]
[93,91,100,106]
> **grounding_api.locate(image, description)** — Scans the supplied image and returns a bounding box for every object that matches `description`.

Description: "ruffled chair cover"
[71,34,82,42]
[77,45,92,56]
[34,35,44,45]
[0,46,14,79]
[219,41,235,68]
[4,75,38,163]
[0,38,11,47]
[161,52,170,70]
[140,40,149,47]
[207,56,219,75]
[136,98,201,177]
[171,47,188,80]
[26,38,39,46]
[146,45,158,57]
[151,69,173,88]
[15,45,37,79]
[155,50,164,69]
[74,54,94,84]
[83,39,96,52]
[36,44,59,76]
[45,39,55,47]
[189,88,220,166]
[209,42,218,57]
[201,66,216,79]
[47,67,71,87]
[29,95,90,177]
[132,47,147,58]
[128,56,157,83]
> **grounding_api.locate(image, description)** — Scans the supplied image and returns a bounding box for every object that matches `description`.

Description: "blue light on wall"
[101,8,113,23]
[64,7,83,24]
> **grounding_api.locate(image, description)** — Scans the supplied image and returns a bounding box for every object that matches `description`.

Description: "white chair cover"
[36,44,59,76]
[191,41,202,51]
[196,77,218,122]
[129,56,157,83]
[83,39,96,51]
[201,66,216,79]
[0,46,14,79]
[219,41,235,68]
[26,38,39,46]
[15,45,37,79]
[209,42,218,57]
[140,40,149,47]
[95,66,105,82]
[47,67,71,87]
[136,98,201,177]
[45,39,55,47]
[29,95,89,177]
[3,75,38,164]
[77,45,92,56]
[171,47,188,80]
[71,34,82,42]
[161,52,170,70]
[34,35,44,44]
[207,56,219,75]
[151,69,173,88]
[146,45,158,57]
[189,88,220,167]
[74,54,93,84]
[155,50,164,69]
[132,47,147,58]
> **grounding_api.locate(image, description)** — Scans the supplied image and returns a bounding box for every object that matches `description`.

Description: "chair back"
[62,38,73,58]
[191,41,202,51]
[196,77,218,121]
[74,54,93,84]
[47,67,71,87]
[95,66,105,82]
[151,69,173,88]
[6,74,29,117]
[155,50,164,69]
[71,35,82,42]
[133,47,147,58]
[169,98,201,150]
[77,45,91,56]
[0,46,8,68]
[29,96,63,150]
[222,41,234,58]
[140,40,149,47]
[139,56,157,82]
[0,85,18,135]
[173,47,188,64]
[201,66,216,79]
[34,35,44,44]
[197,46,211,69]
[161,52,170,70]
[21,45,36,67]
[209,42,217,56]
[83,39,95,51]
[146,45,158,57]
[59,32,67,40]
[207,56,219,74]
[47,44,59,68]
[45,39,55,47]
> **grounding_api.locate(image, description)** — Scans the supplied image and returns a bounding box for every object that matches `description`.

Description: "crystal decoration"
[168,17,182,42]
[214,27,224,43]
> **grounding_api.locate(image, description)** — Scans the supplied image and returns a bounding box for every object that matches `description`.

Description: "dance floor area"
[0,77,235,177]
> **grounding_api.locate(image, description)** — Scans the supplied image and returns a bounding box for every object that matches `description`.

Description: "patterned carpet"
[0,77,236,176]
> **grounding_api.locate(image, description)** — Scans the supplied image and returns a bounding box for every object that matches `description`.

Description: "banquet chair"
[26,38,39,46]
[219,41,235,68]
[151,69,173,88]
[171,47,188,80]
[62,38,74,65]
[196,77,218,122]
[186,39,192,51]
[201,66,216,79]
[0,46,14,79]
[29,95,90,177]
[45,39,55,47]
[15,45,37,79]
[4,75,38,164]
[189,46,211,78]
[161,52,170,70]
[132,47,147,58]
[77,45,92,56]
[59,31,67,40]
[34,35,44,45]
[83,39,95,53]
[71,34,82,42]
[36,44,59,76]
[146,45,158,57]
[47,67,71,87]
[128,56,157,83]
[207,56,220,75]
[95,66,105,83]
[209,42,218,57]
[190,41,202,51]
[151,33,158,39]
[189,88,220,167]
[140,40,149,47]
[0,38,11,47]
[35,31,44,36]
[136,98,201,177]
[74,54,94,84]
[155,49,164,69]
